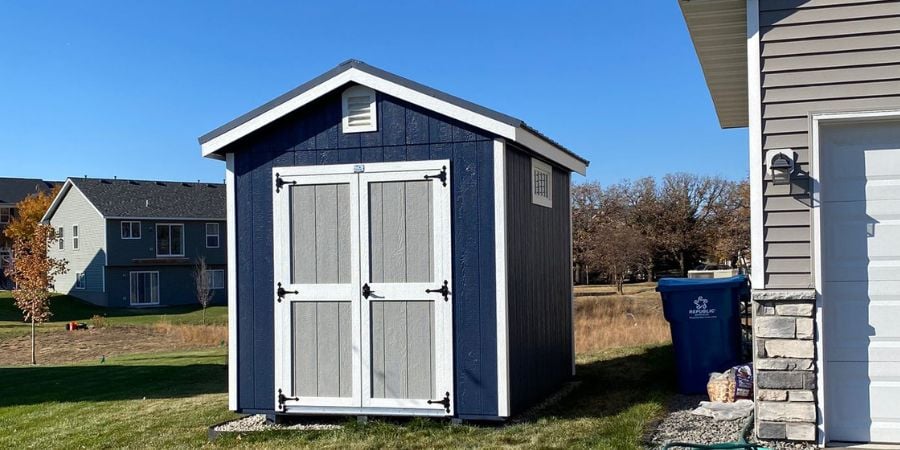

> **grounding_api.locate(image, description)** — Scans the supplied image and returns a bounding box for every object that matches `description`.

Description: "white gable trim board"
[41,179,105,223]
[199,66,587,175]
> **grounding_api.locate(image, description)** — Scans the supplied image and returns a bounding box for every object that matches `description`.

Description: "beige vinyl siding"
[759,0,900,288]
[46,186,106,301]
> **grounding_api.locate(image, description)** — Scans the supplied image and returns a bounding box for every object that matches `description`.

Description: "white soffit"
[679,0,749,129]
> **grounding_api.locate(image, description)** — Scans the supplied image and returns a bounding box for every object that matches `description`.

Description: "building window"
[75,273,86,289]
[206,223,220,248]
[129,271,160,305]
[72,225,79,250]
[0,207,11,224]
[207,269,225,290]
[57,227,64,250]
[531,158,553,208]
[341,85,377,133]
[121,221,141,239]
[156,224,184,257]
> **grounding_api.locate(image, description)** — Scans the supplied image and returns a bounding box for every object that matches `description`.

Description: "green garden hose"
[662,410,769,450]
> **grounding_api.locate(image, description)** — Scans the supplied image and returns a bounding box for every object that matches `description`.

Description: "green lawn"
[0,291,227,337]
[0,345,674,449]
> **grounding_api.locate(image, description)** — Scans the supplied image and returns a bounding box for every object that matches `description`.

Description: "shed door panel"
[292,301,353,398]
[360,171,453,413]
[821,121,900,444]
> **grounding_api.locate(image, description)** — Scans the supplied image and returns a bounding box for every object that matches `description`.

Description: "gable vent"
[342,85,377,133]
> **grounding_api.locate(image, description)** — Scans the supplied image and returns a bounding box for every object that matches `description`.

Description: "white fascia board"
[200,68,586,174]
[515,128,587,175]
[40,179,104,223]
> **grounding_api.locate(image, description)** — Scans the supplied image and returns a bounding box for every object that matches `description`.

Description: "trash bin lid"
[656,274,747,292]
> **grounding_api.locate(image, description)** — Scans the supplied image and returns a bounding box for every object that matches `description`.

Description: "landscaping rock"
[648,395,747,448]
[212,414,343,433]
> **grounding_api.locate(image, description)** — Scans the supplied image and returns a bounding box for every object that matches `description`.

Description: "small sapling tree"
[193,256,213,324]
[3,188,66,365]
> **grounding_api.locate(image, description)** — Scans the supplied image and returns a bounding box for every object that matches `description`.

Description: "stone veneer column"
[752,289,817,442]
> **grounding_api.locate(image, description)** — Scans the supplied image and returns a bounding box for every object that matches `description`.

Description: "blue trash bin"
[657,275,747,394]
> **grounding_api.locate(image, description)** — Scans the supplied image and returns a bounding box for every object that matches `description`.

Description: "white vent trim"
[341,85,377,133]
[531,158,553,208]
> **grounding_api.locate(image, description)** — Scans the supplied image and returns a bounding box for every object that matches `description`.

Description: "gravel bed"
[213,414,343,432]
[647,395,817,450]
[648,395,748,449]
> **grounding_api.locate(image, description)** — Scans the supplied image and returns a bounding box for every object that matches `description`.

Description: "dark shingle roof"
[0,178,55,205]
[69,178,225,219]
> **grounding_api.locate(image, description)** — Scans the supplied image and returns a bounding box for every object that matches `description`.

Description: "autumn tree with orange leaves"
[3,187,66,365]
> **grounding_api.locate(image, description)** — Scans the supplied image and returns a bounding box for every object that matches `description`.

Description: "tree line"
[572,173,749,293]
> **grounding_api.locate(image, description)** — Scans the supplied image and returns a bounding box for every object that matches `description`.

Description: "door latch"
[277,388,298,411]
[424,166,447,187]
[425,280,450,301]
[427,391,451,413]
[276,282,298,302]
[362,283,375,299]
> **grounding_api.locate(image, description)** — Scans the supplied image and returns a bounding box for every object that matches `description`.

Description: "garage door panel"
[822,121,900,444]
[826,281,900,362]
[829,361,900,443]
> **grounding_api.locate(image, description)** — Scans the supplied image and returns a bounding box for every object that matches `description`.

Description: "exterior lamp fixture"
[766,150,795,186]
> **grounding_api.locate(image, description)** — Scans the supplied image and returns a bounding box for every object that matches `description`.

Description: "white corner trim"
[493,138,511,417]
[200,67,588,175]
[226,152,238,411]
[809,108,900,447]
[747,0,764,291]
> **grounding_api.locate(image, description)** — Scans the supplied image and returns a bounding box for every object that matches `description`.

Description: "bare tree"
[571,182,602,284]
[193,256,213,324]
[706,179,751,267]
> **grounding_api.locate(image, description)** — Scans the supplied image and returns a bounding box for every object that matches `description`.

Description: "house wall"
[753,0,900,442]
[504,143,573,415]
[228,88,500,417]
[759,0,900,289]
[46,187,107,306]
[105,264,227,308]
[105,219,227,265]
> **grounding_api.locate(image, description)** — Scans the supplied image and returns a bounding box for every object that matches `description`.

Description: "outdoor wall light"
[766,149,795,186]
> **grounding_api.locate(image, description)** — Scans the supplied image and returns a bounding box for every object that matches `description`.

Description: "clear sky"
[0,1,747,185]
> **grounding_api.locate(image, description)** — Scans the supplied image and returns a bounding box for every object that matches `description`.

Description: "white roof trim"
[200,67,587,175]
[41,179,105,223]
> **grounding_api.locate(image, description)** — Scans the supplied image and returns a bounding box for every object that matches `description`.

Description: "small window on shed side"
[531,158,553,208]
[341,85,377,133]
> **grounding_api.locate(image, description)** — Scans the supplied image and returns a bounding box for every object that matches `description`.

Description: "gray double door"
[273,161,454,415]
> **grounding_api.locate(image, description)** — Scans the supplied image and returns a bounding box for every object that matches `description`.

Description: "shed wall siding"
[505,144,573,415]
[759,0,900,288]
[230,89,498,416]
[47,188,107,305]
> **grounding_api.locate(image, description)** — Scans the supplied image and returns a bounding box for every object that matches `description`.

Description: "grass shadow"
[0,355,226,407]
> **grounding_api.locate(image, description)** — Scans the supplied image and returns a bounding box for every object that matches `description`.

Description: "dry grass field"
[574,282,672,353]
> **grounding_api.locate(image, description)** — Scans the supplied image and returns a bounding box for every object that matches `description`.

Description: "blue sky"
[0,1,747,185]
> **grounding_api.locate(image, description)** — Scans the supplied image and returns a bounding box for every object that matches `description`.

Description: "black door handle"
[426,280,450,301]
[276,282,298,302]
[362,283,375,299]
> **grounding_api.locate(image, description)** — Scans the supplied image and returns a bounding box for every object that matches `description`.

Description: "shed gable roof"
[43,178,226,222]
[198,59,589,174]
[0,178,55,205]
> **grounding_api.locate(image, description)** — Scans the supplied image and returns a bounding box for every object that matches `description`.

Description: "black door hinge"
[427,391,451,413]
[425,280,450,301]
[276,282,298,302]
[424,166,447,187]
[277,388,298,411]
[275,173,297,193]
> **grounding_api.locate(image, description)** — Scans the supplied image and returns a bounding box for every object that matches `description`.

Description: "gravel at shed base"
[648,395,747,449]
[213,414,343,432]
[750,438,816,450]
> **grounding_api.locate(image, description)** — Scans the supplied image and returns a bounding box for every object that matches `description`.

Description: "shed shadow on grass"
[0,361,226,407]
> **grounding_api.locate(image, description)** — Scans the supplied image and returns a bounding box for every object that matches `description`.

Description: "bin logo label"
[689,296,717,319]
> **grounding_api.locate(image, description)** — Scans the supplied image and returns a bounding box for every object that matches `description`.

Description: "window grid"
[121,221,142,239]
[206,223,220,248]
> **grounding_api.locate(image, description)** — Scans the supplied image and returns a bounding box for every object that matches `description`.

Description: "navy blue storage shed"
[199,60,589,420]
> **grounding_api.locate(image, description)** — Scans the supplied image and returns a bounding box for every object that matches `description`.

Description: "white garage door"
[822,120,900,444]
